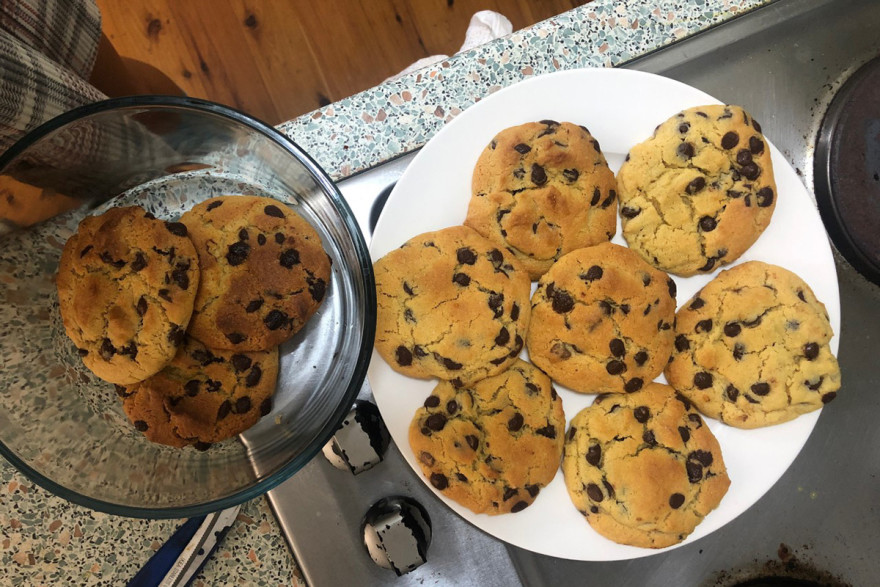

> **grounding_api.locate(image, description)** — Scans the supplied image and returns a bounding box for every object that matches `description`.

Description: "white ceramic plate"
[367,68,840,561]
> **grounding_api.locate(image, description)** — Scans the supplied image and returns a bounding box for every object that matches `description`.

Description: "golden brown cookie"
[562,383,730,548]
[374,225,531,386]
[526,242,676,394]
[465,120,618,280]
[181,195,331,351]
[120,336,279,447]
[617,105,777,276]
[409,359,564,514]
[56,206,200,385]
[665,261,840,428]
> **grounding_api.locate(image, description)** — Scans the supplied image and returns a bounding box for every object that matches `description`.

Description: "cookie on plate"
[465,120,618,280]
[616,104,777,276]
[527,242,676,394]
[56,206,200,385]
[409,359,564,514]
[181,195,331,351]
[120,336,279,447]
[374,225,531,386]
[665,261,840,428]
[562,382,730,548]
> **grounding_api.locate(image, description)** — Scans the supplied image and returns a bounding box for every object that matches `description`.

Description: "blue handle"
[127,516,206,587]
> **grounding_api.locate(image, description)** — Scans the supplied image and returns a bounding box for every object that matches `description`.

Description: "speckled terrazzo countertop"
[1,1,772,584]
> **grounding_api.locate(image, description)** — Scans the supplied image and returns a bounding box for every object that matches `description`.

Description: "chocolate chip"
[487,293,504,317]
[134,420,149,432]
[733,343,745,361]
[158,289,172,302]
[563,168,580,182]
[205,379,222,393]
[452,272,470,286]
[634,351,648,366]
[258,398,272,416]
[751,382,770,396]
[634,406,650,423]
[131,252,147,272]
[803,342,820,360]
[510,303,520,321]
[678,142,695,159]
[679,426,690,443]
[749,136,765,154]
[245,365,263,387]
[586,444,601,466]
[694,372,713,389]
[508,413,524,432]
[822,392,837,404]
[280,249,300,268]
[601,191,616,208]
[551,287,574,314]
[413,346,427,358]
[514,143,531,154]
[457,247,477,265]
[699,216,717,232]
[257,234,266,245]
[275,232,285,244]
[599,300,614,315]
[78,348,89,357]
[525,484,540,498]
[675,334,691,352]
[430,473,448,490]
[621,206,641,219]
[442,401,457,416]
[625,378,644,393]
[586,483,604,502]
[726,384,739,401]
[245,299,264,313]
[721,131,739,149]
[551,342,571,359]
[686,461,703,483]
[495,327,510,347]
[675,393,692,410]
[264,310,289,330]
[724,322,741,337]
[510,501,529,513]
[235,396,252,413]
[608,338,625,358]
[606,360,626,375]
[172,267,190,290]
[695,319,713,333]
[591,187,601,206]
[237,228,249,242]
[465,434,479,451]
[757,187,774,207]
[309,278,326,302]
[120,341,138,358]
[502,487,519,501]
[667,278,677,299]
[226,332,246,344]
[165,222,188,237]
[440,356,462,370]
[100,252,126,268]
[207,200,223,211]
[419,451,435,467]
[686,176,706,195]
[168,325,185,346]
[264,204,285,218]
[737,149,753,165]
[679,122,691,133]
[135,296,148,317]
[741,162,761,180]
[583,265,603,281]
[184,380,200,396]
[669,493,685,509]
[425,413,447,431]
[217,400,232,420]
[531,163,547,185]
[395,346,412,366]
[79,245,93,258]
[226,241,250,266]
[535,425,555,439]
[643,430,657,445]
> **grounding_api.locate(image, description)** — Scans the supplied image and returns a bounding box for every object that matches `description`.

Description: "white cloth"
[387,11,513,81]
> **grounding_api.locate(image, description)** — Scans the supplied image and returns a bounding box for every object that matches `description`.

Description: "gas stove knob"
[361,496,432,576]
[321,399,390,474]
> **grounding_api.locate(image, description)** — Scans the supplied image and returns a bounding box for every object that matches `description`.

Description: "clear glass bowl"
[0,96,375,517]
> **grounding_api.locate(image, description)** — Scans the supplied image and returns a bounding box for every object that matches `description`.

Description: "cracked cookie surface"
[617,104,777,276]
[374,225,531,385]
[562,382,730,548]
[409,359,564,514]
[665,261,840,428]
[56,206,199,385]
[181,195,331,351]
[527,242,676,394]
[465,120,618,280]
[120,336,278,447]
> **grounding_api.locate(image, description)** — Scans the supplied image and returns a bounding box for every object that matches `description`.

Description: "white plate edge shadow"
[366,68,841,561]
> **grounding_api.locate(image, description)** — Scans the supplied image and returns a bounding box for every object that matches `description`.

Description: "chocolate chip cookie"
[120,336,279,447]
[562,383,730,548]
[408,359,564,514]
[465,120,618,280]
[56,206,200,385]
[526,242,676,394]
[374,225,531,386]
[180,195,331,351]
[616,104,777,276]
[665,261,840,428]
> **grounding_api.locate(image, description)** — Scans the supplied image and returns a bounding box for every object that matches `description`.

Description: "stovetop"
[263,0,880,584]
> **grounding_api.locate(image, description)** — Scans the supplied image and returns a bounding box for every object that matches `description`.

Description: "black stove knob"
[361,496,432,576]
[321,399,390,474]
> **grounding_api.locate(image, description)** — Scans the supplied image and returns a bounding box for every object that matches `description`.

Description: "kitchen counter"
[0,1,772,584]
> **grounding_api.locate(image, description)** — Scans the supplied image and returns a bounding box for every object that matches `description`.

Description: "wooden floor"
[94,0,588,126]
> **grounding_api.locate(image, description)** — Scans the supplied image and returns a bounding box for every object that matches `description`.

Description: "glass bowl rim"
[0,95,377,518]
